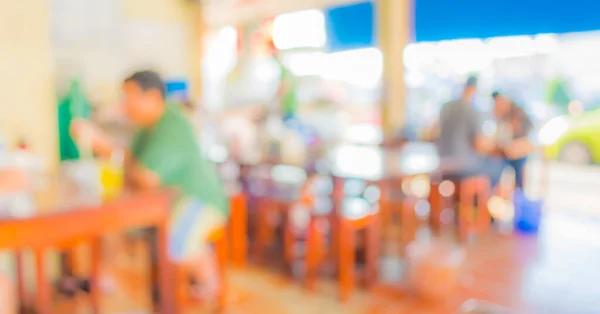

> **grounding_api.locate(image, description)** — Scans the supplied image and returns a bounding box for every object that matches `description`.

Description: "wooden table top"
[0,181,175,249]
[234,142,440,182]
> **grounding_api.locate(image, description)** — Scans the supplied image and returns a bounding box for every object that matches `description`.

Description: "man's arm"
[70,119,123,158]
[505,111,535,160]
[504,137,534,160]
[126,162,161,191]
[474,134,497,156]
[467,108,496,156]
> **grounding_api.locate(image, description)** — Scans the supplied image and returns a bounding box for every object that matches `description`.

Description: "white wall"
[51,0,194,107]
[0,0,57,168]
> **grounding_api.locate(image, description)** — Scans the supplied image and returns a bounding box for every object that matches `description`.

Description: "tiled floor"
[24,208,600,314]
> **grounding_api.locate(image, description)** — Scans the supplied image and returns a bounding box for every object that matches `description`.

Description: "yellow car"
[540,109,600,164]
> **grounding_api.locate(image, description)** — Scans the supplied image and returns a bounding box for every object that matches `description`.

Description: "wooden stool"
[458,176,491,240]
[399,196,419,245]
[305,210,380,302]
[337,212,380,301]
[378,179,406,236]
[229,193,247,267]
[429,181,443,234]
[429,175,491,240]
[256,197,288,263]
[176,227,228,312]
[379,177,423,241]
[429,177,458,234]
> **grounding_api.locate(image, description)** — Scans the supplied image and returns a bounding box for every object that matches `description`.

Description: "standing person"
[72,70,229,301]
[491,91,534,189]
[0,168,29,314]
[436,76,504,185]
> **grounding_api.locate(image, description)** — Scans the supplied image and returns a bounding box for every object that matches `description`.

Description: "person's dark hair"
[464,75,478,89]
[124,70,166,99]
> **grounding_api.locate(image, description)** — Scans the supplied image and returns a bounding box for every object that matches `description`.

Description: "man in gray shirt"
[437,76,504,186]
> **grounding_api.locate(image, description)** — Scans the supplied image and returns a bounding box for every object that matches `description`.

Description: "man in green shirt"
[72,70,228,300]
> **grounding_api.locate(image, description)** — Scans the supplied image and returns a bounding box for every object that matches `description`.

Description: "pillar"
[0,0,57,171]
[378,0,411,138]
[188,4,204,102]
[0,0,59,293]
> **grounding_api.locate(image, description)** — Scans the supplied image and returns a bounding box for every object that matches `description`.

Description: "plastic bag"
[513,188,543,233]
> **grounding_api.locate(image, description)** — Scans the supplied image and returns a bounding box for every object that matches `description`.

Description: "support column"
[0,0,57,171]
[378,0,411,139]
[188,3,205,103]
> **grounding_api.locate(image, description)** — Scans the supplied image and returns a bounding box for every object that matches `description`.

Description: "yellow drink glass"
[99,161,124,200]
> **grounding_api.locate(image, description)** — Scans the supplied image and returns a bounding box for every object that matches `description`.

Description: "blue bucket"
[513,189,543,233]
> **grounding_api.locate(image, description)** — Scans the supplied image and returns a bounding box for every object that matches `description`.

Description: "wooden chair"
[458,176,491,240]
[336,211,380,301]
[256,197,290,263]
[253,164,304,265]
[304,200,380,302]
[286,176,381,301]
[429,175,491,240]
[379,176,424,242]
[176,226,228,312]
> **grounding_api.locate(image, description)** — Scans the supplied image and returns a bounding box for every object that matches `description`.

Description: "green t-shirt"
[131,105,229,216]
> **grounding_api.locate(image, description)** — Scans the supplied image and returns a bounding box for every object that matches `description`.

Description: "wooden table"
[0,183,176,314]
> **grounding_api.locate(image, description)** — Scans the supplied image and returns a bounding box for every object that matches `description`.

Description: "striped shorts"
[168,198,226,262]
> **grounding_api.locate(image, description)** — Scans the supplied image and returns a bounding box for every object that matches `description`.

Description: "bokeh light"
[439,180,456,197]
[415,200,431,219]
[410,175,431,199]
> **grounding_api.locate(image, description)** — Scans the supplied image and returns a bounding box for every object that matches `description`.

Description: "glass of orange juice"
[99,150,124,200]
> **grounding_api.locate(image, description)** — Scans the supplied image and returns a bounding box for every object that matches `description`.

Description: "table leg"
[157,222,175,314]
[304,217,319,291]
[15,251,25,313]
[338,221,354,302]
[429,183,442,234]
[365,215,380,290]
[89,237,102,313]
[230,193,247,267]
[34,249,50,314]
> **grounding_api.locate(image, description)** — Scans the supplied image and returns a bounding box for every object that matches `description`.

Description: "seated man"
[436,76,504,186]
[72,70,229,300]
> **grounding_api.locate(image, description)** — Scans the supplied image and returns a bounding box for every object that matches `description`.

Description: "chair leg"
[459,177,491,240]
[476,179,492,234]
[429,183,442,233]
[304,217,319,291]
[401,197,418,245]
[379,181,391,237]
[175,265,189,310]
[257,200,279,262]
[230,193,247,267]
[15,251,25,312]
[90,238,102,314]
[215,234,228,312]
[283,218,295,272]
[365,215,380,290]
[34,249,50,314]
[256,199,271,262]
[338,221,355,302]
